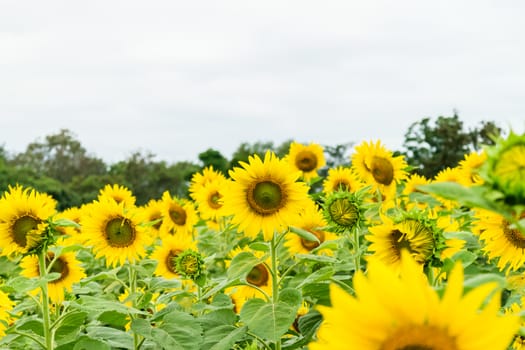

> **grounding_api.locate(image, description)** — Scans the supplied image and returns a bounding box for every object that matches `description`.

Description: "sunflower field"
[0,132,524,350]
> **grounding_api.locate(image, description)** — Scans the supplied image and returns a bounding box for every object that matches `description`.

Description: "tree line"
[0,114,502,209]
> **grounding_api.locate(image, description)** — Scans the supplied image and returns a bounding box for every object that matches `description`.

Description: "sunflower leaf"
[289,226,320,243]
[227,252,260,280]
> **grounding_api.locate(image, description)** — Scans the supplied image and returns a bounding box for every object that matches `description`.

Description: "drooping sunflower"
[191,177,230,222]
[222,151,312,241]
[97,183,136,208]
[150,234,197,280]
[225,246,273,312]
[472,209,525,273]
[366,214,436,272]
[20,251,86,303]
[484,131,525,203]
[0,185,57,256]
[310,250,519,350]
[0,290,13,338]
[286,203,338,256]
[322,166,364,194]
[81,198,151,267]
[158,191,199,238]
[285,141,326,181]
[351,140,408,199]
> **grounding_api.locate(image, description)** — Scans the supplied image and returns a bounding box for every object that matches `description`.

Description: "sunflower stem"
[352,228,361,272]
[270,233,282,350]
[128,264,141,350]
[38,249,54,350]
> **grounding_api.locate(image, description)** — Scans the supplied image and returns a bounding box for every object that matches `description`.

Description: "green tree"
[228,140,293,171]
[402,114,502,178]
[198,148,229,175]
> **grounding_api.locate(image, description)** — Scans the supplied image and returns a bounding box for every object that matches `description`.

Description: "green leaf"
[227,252,261,280]
[54,311,88,340]
[75,295,147,316]
[296,266,335,288]
[85,325,134,349]
[160,310,203,350]
[70,336,112,350]
[240,289,302,343]
[289,226,320,244]
[206,325,247,350]
[97,310,129,328]
[463,273,506,291]
[131,318,184,350]
[52,218,81,228]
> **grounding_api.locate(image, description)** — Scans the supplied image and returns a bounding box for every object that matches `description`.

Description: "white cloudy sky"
[1,1,524,164]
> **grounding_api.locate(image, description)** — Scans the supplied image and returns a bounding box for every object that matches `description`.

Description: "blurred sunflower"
[286,203,338,256]
[159,191,198,238]
[472,209,525,273]
[189,166,227,199]
[82,198,151,267]
[322,166,363,194]
[310,251,519,350]
[285,141,326,181]
[20,251,86,303]
[0,185,57,256]
[434,167,464,183]
[150,234,197,279]
[351,140,408,199]
[458,150,487,186]
[505,298,525,350]
[0,290,13,337]
[97,183,136,208]
[222,151,312,241]
[366,214,436,272]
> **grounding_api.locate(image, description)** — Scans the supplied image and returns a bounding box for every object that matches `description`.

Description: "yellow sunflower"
[0,290,13,338]
[0,185,57,256]
[310,250,519,350]
[285,141,326,181]
[505,297,525,350]
[150,234,197,280]
[400,173,432,210]
[81,198,151,267]
[222,151,312,241]
[472,209,525,273]
[158,191,199,238]
[458,150,487,186]
[225,247,273,313]
[366,214,436,272]
[285,203,338,256]
[322,166,364,194]
[191,177,230,222]
[189,166,227,200]
[97,183,136,207]
[20,251,86,303]
[141,199,164,239]
[351,140,408,199]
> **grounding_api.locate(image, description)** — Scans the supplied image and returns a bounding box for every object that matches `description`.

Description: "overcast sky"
[1,1,524,164]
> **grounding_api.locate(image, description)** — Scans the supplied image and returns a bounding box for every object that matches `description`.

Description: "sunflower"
[458,150,487,186]
[433,167,464,183]
[505,298,525,350]
[400,173,432,210]
[225,247,273,313]
[158,192,199,238]
[322,166,364,194]
[472,209,525,273]
[310,250,519,350]
[141,199,164,239]
[150,234,197,279]
[285,141,326,181]
[366,214,436,272]
[286,203,338,256]
[191,177,230,222]
[20,251,86,303]
[0,185,57,256]
[97,184,136,207]
[0,290,13,338]
[81,198,151,267]
[484,131,525,203]
[222,151,312,241]
[189,166,227,200]
[322,190,366,233]
[351,140,408,199]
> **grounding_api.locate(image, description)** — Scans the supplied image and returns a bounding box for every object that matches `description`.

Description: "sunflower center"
[44,254,69,283]
[390,220,435,263]
[166,249,182,274]
[504,218,525,249]
[12,215,40,247]
[380,324,458,350]
[301,230,324,250]
[327,197,359,229]
[208,191,223,209]
[295,150,318,172]
[247,181,285,215]
[246,264,269,287]
[105,217,136,248]
[371,156,394,185]
[169,204,187,226]
[333,180,351,192]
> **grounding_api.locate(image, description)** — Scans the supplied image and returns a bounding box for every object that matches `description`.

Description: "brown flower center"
[295,150,318,172]
[246,180,285,215]
[43,253,69,283]
[169,204,187,226]
[207,191,223,209]
[246,263,269,287]
[166,249,182,274]
[300,230,325,250]
[504,217,525,249]
[370,156,394,185]
[105,217,136,248]
[380,324,458,350]
[12,215,40,247]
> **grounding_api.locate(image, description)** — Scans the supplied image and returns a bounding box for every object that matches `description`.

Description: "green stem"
[12,330,47,349]
[129,264,141,350]
[270,233,281,350]
[351,228,361,272]
[38,250,54,349]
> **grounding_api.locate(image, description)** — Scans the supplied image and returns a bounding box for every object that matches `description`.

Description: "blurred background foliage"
[0,114,503,209]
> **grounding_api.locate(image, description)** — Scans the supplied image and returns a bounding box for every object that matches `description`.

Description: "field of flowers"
[0,133,523,350]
